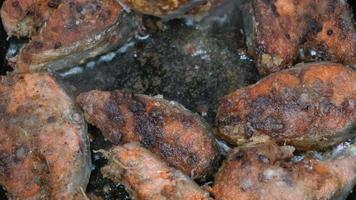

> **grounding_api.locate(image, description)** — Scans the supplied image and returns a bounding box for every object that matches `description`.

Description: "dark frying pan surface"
[0,0,355,199]
[0,5,8,76]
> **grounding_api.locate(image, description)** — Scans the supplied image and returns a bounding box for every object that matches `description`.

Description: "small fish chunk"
[77,90,219,179]
[240,0,356,75]
[101,143,212,200]
[213,140,356,200]
[10,0,139,72]
[1,0,59,37]
[118,0,206,18]
[0,73,91,199]
[217,62,356,150]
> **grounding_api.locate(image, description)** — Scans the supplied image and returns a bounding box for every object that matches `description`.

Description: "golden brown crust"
[77,90,219,179]
[213,141,356,200]
[242,0,356,75]
[217,62,356,150]
[102,143,212,200]
[0,73,91,199]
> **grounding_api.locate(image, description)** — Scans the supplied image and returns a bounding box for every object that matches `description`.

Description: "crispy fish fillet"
[0,73,91,200]
[217,62,356,150]
[77,90,218,179]
[12,0,139,72]
[101,143,212,200]
[240,0,356,75]
[118,0,206,18]
[1,0,59,37]
[213,140,356,200]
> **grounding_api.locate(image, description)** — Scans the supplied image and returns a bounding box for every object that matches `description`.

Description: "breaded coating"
[0,73,91,199]
[77,90,218,179]
[1,0,58,37]
[12,0,139,72]
[213,140,356,200]
[101,143,212,200]
[217,62,356,150]
[119,0,206,18]
[241,0,356,75]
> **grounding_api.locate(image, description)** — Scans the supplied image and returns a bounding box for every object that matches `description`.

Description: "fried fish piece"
[77,90,218,179]
[101,143,212,200]
[118,0,206,18]
[241,0,356,75]
[0,73,91,199]
[11,0,139,72]
[217,62,356,150]
[1,0,59,37]
[213,140,356,200]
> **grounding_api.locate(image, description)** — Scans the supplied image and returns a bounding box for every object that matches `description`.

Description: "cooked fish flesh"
[77,90,219,179]
[0,73,91,199]
[1,0,59,37]
[240,0,356,75]
[217,62,356,150]
[118,0,206,19]
[213,140,356,200]
[101,142,212,200]
[7,0,139,72]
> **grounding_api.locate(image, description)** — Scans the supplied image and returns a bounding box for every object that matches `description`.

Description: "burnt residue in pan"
[63,11,259,198]
[0,13,9,75]
[0,3,8,197]
[86,126,131,199]
[63,16,259,124]
[350,0,356,17]
[0,0,355,199]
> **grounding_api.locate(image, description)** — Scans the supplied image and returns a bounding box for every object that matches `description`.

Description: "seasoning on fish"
[101,143,212,200]
[118,0,206,18]
[9,0,139,72]
[213,140,356,200]
[0,73,91,199]
[217,62,356,150]
[77,90,219,179]
[240,0,356,75]
[1,0,60,37]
